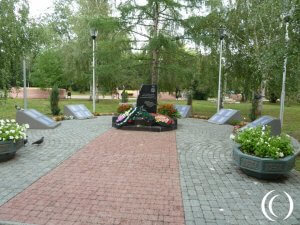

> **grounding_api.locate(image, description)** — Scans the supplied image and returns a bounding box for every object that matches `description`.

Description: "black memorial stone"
[240,116,281,136]
[175,105,191,118]
[136,84,157,113]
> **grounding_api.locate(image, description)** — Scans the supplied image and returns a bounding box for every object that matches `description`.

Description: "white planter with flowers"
[231,125,300,179]
[0,119,29,161]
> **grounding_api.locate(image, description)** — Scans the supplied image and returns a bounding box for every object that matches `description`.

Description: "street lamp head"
[90,28,98,40]
[219,27,226,40]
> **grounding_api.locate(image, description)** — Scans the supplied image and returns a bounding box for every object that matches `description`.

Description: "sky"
[28,0,54,18]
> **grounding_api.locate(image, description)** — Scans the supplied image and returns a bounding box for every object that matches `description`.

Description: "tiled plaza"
[0,117,299,225]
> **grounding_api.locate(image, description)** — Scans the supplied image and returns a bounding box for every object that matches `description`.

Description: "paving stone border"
[0,116,112,206]
[176,118,300,225]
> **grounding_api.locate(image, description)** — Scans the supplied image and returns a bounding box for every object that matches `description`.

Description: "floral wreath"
[115,107,138,127]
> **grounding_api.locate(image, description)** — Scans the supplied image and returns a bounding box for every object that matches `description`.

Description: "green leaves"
[235,126,294,159]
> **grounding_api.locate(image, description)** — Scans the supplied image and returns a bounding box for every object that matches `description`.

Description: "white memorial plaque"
[208,109,242,125]
[16,109,60,129]
[64,104,93,119]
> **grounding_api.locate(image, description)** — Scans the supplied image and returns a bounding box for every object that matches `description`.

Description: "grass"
[1,98,299,139]
[1,97,299,171]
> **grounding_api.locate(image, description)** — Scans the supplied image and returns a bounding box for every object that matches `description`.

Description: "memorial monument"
[136,84,157,113]
[240,116,281,136]
[208,109,242,125]
[16,109,60,129]
[64,104,93,119]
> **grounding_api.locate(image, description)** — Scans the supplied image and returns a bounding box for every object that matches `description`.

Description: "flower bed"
[112,106,177,132]
[157,104,181,118]
[0,119,29,161]
[231,126,293,159]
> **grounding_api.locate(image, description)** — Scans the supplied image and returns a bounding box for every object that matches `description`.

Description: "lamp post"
[23,56,28,110]
[217,27,225,112]
[280,15,290,127]
[90,28,98,113]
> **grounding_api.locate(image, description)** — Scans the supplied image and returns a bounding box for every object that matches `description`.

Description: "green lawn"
[1,98,299,140]
[1,98,299,171]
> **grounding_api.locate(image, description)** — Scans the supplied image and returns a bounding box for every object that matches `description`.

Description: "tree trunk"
[151,2,159,85]
[250,90,263,121]
[187,89,193,106]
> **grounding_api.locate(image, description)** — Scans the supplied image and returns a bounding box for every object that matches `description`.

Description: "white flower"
[262,125,266,131]
[9,136,13,139]
[6,119,10,122]
[15,136,19,139]
[10,130,15,133]
[24,124,30,129]
[5,131,9,134]
[286,134,290,138]
[0,131,2,134]
[230,134,235,140]
[279,152,284,157]
[11,119,15,123]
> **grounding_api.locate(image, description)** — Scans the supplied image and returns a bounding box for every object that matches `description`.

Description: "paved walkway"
[0,129,184,225]
[0,117,112,206]
[0,118,299,225]
[176,119,300,225]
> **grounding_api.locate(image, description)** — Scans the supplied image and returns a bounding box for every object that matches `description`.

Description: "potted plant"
[0,119,29,161]
[231,126,299,179]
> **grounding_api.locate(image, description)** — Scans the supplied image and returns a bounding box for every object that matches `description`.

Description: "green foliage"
[0,119,28,142]
[157,104,181,118]
[193,89,209,100]
[234,126,294,159]
[121,91,128,103]
[31,49,65,88]
[117,104,133,114]
[0,0,30,90]
[50,85,60,115]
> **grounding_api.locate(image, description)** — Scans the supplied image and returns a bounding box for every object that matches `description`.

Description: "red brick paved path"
[0,129,184,225]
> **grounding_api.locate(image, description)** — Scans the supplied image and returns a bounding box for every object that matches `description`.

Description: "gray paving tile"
[0,116,111,206]
[176,118,300,225]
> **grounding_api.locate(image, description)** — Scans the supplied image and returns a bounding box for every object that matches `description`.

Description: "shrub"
[50,85,60,115]
[158,104,181,118]
[231,126,294,159]
[121,90,128,103]
[117,104,133,114]
[0,119,29,142]
[193,90,209,100]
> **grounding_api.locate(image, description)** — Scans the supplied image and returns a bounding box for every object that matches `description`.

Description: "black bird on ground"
[24,138,28,146]
[32,137,44,146]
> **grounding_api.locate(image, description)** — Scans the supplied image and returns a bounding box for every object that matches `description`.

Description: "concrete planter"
[232,143,298,179]
[0,140,24,162]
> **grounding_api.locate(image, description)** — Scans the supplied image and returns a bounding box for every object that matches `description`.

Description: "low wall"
[10,87,66,99]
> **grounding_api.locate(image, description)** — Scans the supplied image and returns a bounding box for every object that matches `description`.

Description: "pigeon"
[23,138,28,146]
[32,137,44,146]
[15,104,23,110]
